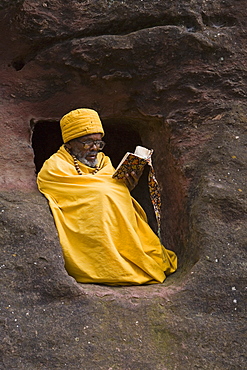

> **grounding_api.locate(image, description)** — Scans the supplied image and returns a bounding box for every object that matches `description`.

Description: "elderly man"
[37,108,177,285]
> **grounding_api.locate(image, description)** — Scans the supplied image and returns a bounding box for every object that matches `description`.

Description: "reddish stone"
[0,1,246,369]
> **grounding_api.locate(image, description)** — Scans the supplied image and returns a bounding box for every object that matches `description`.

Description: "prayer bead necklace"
[72,154,100,175]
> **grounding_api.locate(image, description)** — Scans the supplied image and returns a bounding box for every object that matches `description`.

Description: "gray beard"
[77,153,98,168]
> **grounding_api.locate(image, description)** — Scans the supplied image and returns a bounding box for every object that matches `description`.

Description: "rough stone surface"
[0,1,246,369]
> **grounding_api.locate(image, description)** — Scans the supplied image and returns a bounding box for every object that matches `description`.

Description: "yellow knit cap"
[60,108,104,143]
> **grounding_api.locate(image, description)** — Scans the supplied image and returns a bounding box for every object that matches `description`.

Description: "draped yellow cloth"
[37,146,177,285]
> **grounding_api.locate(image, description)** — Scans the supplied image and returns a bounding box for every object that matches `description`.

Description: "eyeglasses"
[76,139,106,150]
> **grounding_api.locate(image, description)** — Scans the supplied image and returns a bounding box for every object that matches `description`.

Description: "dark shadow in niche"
[31,119,63,174]
[31,119,157,233]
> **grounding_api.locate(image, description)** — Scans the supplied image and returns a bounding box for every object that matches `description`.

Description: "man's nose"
[90,142,98,150]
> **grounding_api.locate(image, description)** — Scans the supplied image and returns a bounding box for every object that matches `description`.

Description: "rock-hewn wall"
[1,1,246,369]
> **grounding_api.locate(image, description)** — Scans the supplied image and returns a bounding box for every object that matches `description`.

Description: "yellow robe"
[37,146,177,285]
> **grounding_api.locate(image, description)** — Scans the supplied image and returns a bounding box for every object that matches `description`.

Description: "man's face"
[66,133,103,168]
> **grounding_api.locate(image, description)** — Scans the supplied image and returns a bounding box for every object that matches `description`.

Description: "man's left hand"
[123,170,143,191]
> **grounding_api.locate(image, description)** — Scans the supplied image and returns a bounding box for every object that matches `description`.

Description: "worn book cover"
[112,146,153,180]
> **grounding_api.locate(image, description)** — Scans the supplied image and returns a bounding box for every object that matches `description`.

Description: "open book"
[112,146,153,179]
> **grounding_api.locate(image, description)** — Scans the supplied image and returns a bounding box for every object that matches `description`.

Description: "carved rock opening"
[31,117,191,275]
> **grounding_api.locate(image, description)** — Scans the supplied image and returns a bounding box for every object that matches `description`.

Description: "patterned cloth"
[146,157,162,239]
